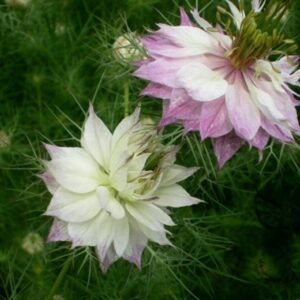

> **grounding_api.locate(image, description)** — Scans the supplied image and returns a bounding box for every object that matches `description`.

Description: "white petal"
[109,165,128,193]
[112,107,140,149]
[153,184,203,207]
[245,76,286,122]
[47,218,71,242]
[176,63,228,101]
[113,217,129,256]
[158,24,217,55]
[226,0,245,29]
[97,245,119,273]
[38,171,59,195]
[45,187,100,223]
[252,0,266,12]
[126,202,174,232]
[256,60,285,92]
[81,105,112,171]
[191,9,212,30]
[68,210,111,246]
[138,223,171,245]
[160,165,199,186]
[45,148,104,194]
[96,186,125,219]
[127,153,151,181]
[123,220,148,268]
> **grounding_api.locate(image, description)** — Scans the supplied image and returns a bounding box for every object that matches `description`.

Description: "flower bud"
[0,130,10,149]
[113,33,145,64]
[22,232,44,255]
[5,0,31,8]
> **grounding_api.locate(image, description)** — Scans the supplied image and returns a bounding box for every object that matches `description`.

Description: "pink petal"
[226,71,261,140]
[250,129,269,150]
[259,80,300,131]
[213,132,243,168]
[199,98,232,138]
[141,83,172,99]
[261,117,294,142]
[134,58,189,88]
[183,119,200,134]
[180,7,193,26]
[164,98,202,122]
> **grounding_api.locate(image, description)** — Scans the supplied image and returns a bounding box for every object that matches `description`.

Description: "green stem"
[46,255,72,300]
[124,83,129,117]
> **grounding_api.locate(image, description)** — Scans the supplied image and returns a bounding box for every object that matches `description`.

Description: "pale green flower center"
[227,0,297,69]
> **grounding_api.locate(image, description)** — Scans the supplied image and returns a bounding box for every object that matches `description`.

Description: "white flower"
[41,106,202,272]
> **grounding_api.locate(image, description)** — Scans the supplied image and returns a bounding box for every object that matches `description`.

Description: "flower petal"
[45,187,100,223]
[134,58,191,88]
[141,83,172,99]
[245,75,286,123]
[161,165,199,186]
[45,148,104,193]
[226,0,245,29]
[250,128,269,150]
[126,202,174,232]
[113,217,129,256]
[96,186,125,219]
[226,72,261,140]
[176,63,228,101]
[138,223,171,245]
[261,117,293,142]
[153,184,203,207]
[81,105,112,170]
[191,9,212,30]
[123,220,148,268]
[47,218,71,242]
[199,99,233,138]
[213,132,243,168]
[97,245,119,273]
[157,24,217,55]
[38,171,59,195]
[180,7,193,26]
[68,210,111,246]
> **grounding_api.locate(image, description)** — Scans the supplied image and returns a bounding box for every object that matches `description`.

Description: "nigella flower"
[40,106,202,272]
[134,1,300,167]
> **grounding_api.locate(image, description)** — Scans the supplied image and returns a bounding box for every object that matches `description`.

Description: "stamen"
[228,1,296,69]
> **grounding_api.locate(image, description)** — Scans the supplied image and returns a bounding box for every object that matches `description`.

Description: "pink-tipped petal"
[261,117,294,142]
[250,129,269,150]
[226,72,261,141]
[97,245,119,273]
[38,171,59,195]
[47,219,71,242]
[213,132,243,168]
[141,83,172,99]
[180,7,193,26]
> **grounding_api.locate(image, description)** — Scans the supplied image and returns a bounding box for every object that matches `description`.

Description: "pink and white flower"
[134,2,300,167]
[40,106,202,272]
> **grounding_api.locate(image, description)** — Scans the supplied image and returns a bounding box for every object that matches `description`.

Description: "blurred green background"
[1,0,300,299]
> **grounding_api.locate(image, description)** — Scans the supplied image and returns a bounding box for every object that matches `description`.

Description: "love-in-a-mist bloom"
[40,106,202,272]
[134,1,300,167]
